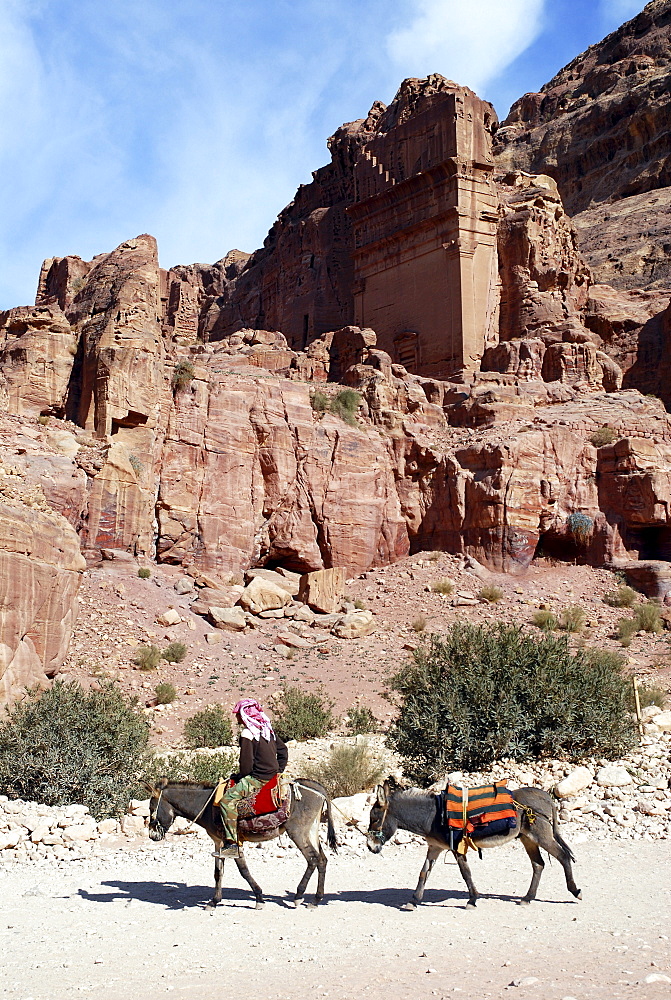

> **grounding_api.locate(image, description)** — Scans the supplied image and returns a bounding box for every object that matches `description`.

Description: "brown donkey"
[367,778,581,910]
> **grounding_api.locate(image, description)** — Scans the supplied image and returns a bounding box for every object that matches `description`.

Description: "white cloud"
[385,0,546,96]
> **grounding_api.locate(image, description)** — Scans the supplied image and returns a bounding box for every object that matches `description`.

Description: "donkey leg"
[313,846,328,906]
[293,845,319,908]
[401,845,442,911]
[234,853,265,909]
[455,852,479,908]
[544,836,582,900]
[207,838,224,909]
[518,837,545,904]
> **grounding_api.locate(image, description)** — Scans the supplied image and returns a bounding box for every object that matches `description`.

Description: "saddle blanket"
[438,779,517,851]
[237,776,291,835]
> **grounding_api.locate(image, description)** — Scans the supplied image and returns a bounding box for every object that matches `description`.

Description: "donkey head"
[144,778,175,842]
[366,778,399,854]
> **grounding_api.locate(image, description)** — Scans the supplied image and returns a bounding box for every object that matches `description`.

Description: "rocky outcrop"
[494,0,671,290]
[0,304,76,417]
[0,459,85,704]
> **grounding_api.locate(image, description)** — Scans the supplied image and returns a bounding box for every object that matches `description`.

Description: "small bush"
[138,567,151,579]
[133,644,162,670]
[560,605,586,633]
[567,512,594,545]
[345,706,377,735]
[533,609,557,631]
[617,617,637,646]
[590,426,617,447]
[604,584,637,608]
[183,705,233,749]
[353,598,366,610]
[310,391,329,413]
[428,551,441,562]
[633,684,667,711]
[479,584,504,603]
[412,616,427,633]
[431,578,454,596]
[162,642,188,664]
[0,681,149,819]
[143,749,237,787]
[329,389,361,427]
[388,623,636,782]
[273,686,334,741]
[37,415,50,426]
[634,601,663,634]
[305,742,385,798]
[128,454,143,477]
[155,682,177,705]
[172,359,195,392]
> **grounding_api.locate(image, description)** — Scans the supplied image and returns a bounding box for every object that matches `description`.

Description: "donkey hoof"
[291,898,303,909]
[466,901,477,909]
[574,889,582,900]
[401,902,417,912]
[255,901,265,910]
[517,897,532,906]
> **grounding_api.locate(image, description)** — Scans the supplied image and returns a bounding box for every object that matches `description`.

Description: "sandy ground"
[1,837,670,1000]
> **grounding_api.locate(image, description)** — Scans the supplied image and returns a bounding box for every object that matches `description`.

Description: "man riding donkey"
[214,698,288,858]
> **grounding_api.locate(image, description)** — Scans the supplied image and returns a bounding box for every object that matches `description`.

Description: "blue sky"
[0,0,645,309]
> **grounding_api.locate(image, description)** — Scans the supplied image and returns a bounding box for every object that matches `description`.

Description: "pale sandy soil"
[1,837,670,1000]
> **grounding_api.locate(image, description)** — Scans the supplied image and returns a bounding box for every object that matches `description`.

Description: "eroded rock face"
[0,304,76,417]
[0,463,85,704]
[494,0,671,290]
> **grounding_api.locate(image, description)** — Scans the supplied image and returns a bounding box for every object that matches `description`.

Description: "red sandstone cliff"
[494,0,671,292]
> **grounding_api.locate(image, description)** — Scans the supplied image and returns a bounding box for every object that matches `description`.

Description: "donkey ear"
[140,780,157,796]
[376,784,388,808]
[156,777,169,790]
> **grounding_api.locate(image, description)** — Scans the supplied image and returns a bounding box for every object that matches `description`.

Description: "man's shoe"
[212,842,239,859]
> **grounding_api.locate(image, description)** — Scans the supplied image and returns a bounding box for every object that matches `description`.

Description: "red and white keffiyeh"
[233,698,275,741]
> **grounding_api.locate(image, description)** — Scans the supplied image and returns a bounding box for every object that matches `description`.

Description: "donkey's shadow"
[78,880,288,910]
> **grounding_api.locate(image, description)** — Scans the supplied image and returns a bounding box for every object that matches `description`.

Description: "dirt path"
[1,838,670,1000]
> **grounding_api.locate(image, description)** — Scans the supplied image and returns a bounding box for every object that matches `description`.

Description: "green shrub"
[37,415,50,426]
[560,605,586,633]
[478,584,504,603]
[353,598,366,610]
[155,682,177,705]
[183,705,233,749]
[0,681,149,819]
[329,389,361,427]
[567,512,593,545]
[273,686,334,741]
[617,617,637,646]
[310,391,329,413]
[604,584,637,608]
[143,749,237,787]
[133,644,162,670]
[137,567,151,579]
[172,359,195,392]
[590,426,617,447]
[431,578,454,596]
[305,742,385,798]
[634,601,663,634]
[387,623,636,782]
[412,616,427,633]
[128,454,143,477]
[345,706,377,735]
[533,609,557,631]
[162,641,188,664]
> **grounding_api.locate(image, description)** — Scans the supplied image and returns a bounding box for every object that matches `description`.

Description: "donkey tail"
[551,797,576,863]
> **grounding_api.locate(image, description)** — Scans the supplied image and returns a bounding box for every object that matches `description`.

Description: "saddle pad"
[238,804,290,836]
[444,780,517,832]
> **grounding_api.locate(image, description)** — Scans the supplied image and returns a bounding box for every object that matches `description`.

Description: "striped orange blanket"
[440,780,517,852]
